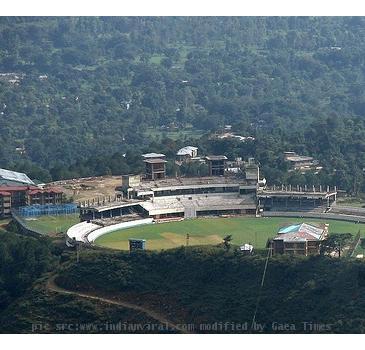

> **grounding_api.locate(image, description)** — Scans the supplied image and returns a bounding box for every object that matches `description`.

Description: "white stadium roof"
[0,168,35,185]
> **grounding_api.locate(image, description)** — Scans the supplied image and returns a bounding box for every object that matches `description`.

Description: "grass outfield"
[22,214,80,235]
[95,217,365,251]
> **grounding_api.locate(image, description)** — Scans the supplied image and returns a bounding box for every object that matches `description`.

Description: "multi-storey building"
[0,185,64,218]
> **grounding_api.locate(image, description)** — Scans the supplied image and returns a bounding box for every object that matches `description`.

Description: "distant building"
[27,187,64,205]
[244,158,260,183]
[144,158,167,180]
[122,175,141,190]
[0,72,24,84]
[217,132,255,143]
[0,168,35,186]
[205,156,227,176]
[0,185,64,218]
[15,146,26,155]
[271,222,329,256]
[283,152,320,172]
[176,146,198,162]
[240,243,254,255]
[142,153,166,160]
[225,157,244,175]
[0,190,11,217]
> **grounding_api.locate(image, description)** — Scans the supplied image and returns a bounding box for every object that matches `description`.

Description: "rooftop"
[0,168,35,185]
[176,146,198,156]
[131,176,251,191]
[274,223,327,242]
[28,187,63,195]
[0,191,11,196]
[142,153,166,159]
[143,158,168,164]
[0,185,38,192]
[286,155,314,162]
[205,155,228,161]
[80,199,143,212]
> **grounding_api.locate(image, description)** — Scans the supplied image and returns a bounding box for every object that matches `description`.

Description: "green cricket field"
[94,217,365,251]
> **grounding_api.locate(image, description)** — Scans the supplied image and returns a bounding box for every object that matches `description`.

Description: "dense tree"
[1,17,365,192]
[321,233,354,257]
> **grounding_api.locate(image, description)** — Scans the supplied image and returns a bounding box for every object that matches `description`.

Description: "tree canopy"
[1,17,365,192]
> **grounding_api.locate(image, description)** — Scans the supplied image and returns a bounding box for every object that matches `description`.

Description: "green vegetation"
[337,197,365,208]
[3,17,365,334]
[144,127,204,141]
[95,217,365,250]
[0,228,56,314]
[2,17,365,194]
[0,286,171,334]
[0,226,175,334]
[55,248,365,333]
[1,215,365,333]
[20,214,79,235]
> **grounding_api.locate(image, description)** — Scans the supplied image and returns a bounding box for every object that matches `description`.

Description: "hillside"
[1,17,365,193]
[1,220,365,334]
[55,247,365,333]
[0,226,178,334]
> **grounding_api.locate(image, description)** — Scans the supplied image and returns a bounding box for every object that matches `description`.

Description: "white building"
[176,146,198,161]
[142,153,166,160]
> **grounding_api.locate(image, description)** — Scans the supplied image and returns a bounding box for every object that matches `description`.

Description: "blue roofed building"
[272,222,329,256]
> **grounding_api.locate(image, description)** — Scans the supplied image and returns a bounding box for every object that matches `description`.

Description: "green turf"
[22,214,80,235]
[95,217,365,251]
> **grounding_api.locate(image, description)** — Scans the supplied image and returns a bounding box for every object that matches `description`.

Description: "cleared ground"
[47,175,123,202]
[95,217,365,251]
[22,214,80,235]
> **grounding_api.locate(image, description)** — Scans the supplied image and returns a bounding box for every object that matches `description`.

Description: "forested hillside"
[55,248,365,333]
[0,227,55,313]
[1,17,365,192]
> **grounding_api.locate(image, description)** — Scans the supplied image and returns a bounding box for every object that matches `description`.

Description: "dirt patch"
[48,175,123,202]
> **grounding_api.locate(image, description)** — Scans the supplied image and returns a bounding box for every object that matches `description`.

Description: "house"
[283,152,320,172]
[271,222,329,256]
[176,146,198,162]
[142,153,166,160]
[217,132,255,143]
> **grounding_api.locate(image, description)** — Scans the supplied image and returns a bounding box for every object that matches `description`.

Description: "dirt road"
[46,275,191,334]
